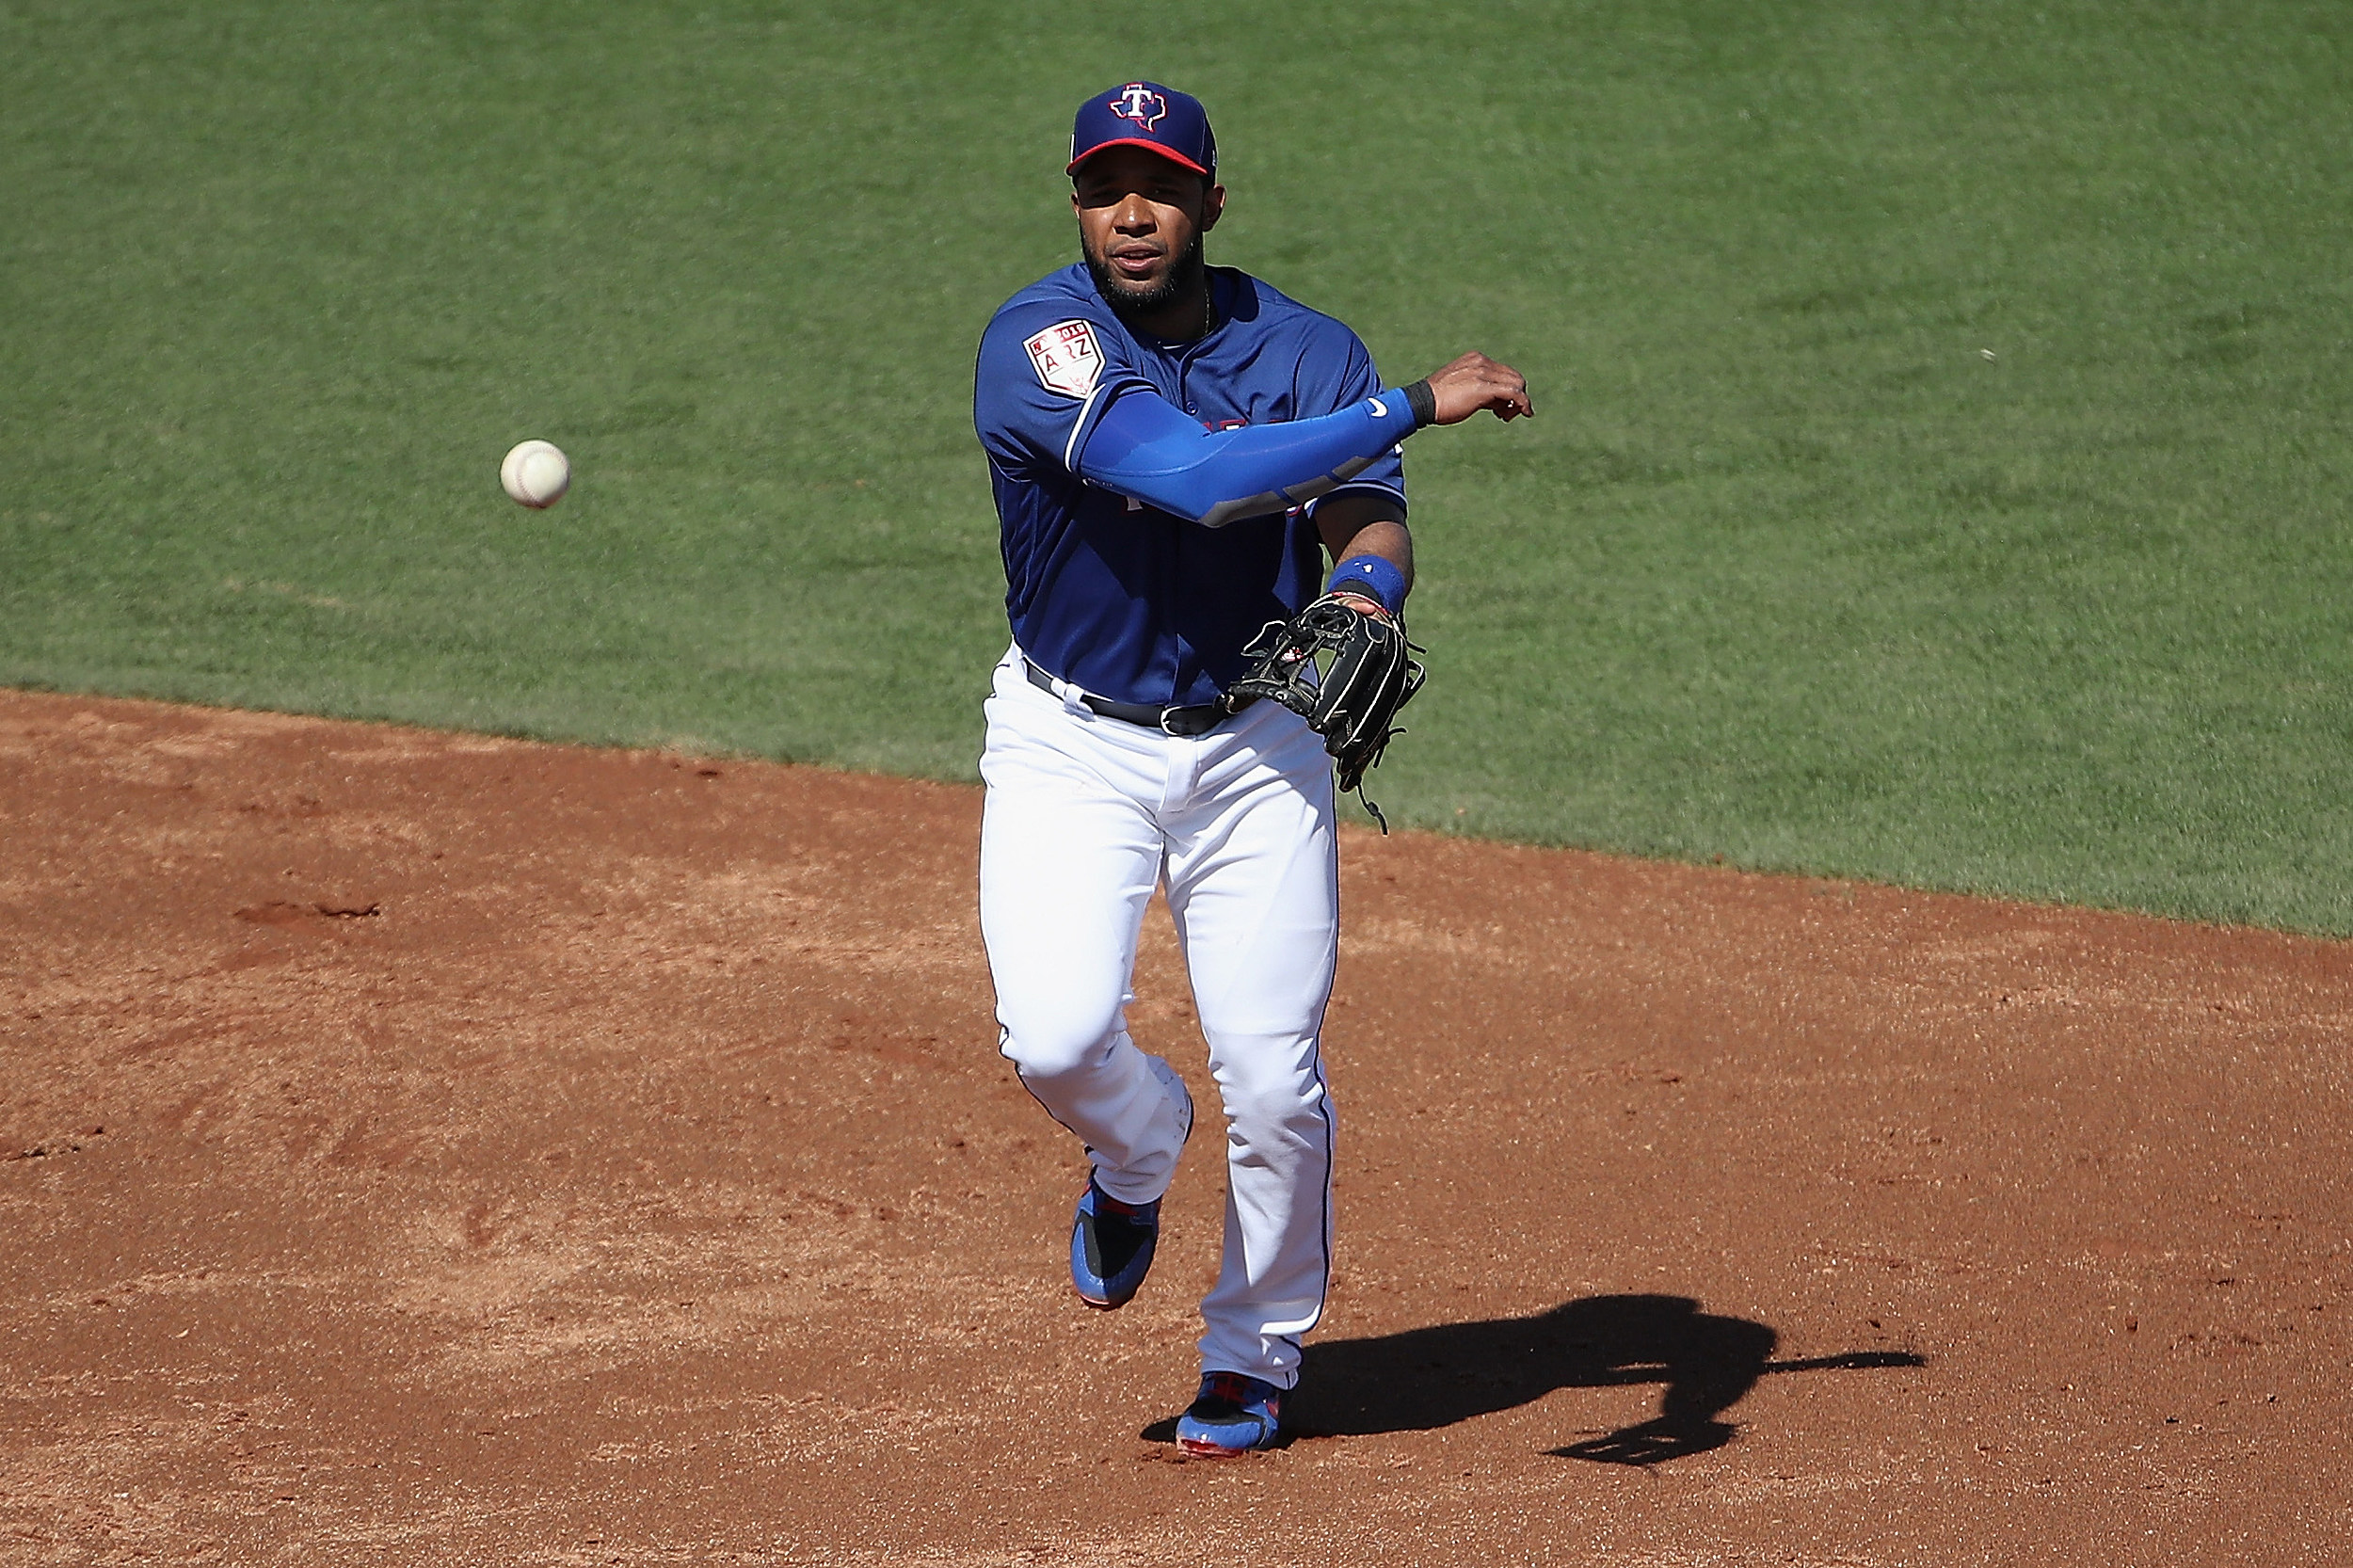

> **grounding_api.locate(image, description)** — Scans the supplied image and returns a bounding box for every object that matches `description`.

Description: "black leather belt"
[1023,657,1249,738]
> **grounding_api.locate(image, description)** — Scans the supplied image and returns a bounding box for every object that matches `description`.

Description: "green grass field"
[6,2,2350,932]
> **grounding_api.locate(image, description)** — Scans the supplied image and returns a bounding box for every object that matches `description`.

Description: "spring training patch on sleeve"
[1025,320,1104,398]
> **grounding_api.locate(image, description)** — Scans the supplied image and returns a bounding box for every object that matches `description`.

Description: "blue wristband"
[1327,553,1408,616]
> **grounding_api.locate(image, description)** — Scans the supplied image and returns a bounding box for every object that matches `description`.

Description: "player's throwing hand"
[1421,350,1535,424]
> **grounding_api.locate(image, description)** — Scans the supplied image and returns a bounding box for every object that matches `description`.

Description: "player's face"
[1071,146,1225,313]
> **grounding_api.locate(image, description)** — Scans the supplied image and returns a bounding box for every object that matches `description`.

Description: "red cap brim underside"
[1066,137,1211,177]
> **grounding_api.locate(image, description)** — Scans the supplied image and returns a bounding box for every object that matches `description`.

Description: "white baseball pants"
[978,647,1339,1388]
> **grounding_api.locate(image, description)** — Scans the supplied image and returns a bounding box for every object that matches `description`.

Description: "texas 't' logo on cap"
[1068,80,1217,178]
[1109,84,1167,132]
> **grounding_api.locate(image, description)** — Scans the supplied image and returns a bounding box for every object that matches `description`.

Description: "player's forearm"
[1314,494,1415,615]
[1078,385,1429,528]
[1317,501,1412,579]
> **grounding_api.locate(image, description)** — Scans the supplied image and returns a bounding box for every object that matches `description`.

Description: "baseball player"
[972,80,1530,1456]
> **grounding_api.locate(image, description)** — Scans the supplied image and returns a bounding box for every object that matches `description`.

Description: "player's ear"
[1199,182,1225,232]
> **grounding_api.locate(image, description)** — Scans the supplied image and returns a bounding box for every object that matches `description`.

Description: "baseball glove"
[1227,592,1426,831]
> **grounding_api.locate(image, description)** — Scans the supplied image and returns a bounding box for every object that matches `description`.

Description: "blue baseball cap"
[1068,81,1217,178]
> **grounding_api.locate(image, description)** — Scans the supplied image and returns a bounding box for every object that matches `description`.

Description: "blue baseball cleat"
[1175,1371,1284,1457]
[1070,1178,1160,1309]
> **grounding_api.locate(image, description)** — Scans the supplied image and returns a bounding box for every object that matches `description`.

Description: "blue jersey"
[974,263,1407,709]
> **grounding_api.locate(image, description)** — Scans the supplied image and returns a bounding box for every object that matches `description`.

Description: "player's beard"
[1083,232,1209,330]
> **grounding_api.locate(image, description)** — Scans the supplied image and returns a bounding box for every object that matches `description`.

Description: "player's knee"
[996,1004,1122,1081]
[1213,1049,1328,1140]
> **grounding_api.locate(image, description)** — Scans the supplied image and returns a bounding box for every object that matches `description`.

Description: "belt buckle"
[1159,706,1191,738]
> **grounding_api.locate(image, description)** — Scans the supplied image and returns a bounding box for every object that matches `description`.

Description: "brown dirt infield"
[3,687,2348,1566]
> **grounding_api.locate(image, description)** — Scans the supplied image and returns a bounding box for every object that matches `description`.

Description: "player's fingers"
[1486,374,1531,420]
[1497,368,1531,419]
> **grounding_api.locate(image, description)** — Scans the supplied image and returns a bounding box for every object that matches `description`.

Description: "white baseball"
[499,440,570,508]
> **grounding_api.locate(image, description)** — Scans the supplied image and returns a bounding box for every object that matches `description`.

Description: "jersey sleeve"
[1299,326,1407,515]
[973,301,1151,477]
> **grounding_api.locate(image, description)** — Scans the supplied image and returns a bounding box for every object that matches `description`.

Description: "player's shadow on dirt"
[1144,1293,1922,1464]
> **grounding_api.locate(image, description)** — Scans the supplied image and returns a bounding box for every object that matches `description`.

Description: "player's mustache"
[1092,237,1169,269]
[1084,233,1203,308]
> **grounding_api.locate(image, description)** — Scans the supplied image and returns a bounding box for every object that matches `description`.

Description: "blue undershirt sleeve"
[1075,385,1423,529]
